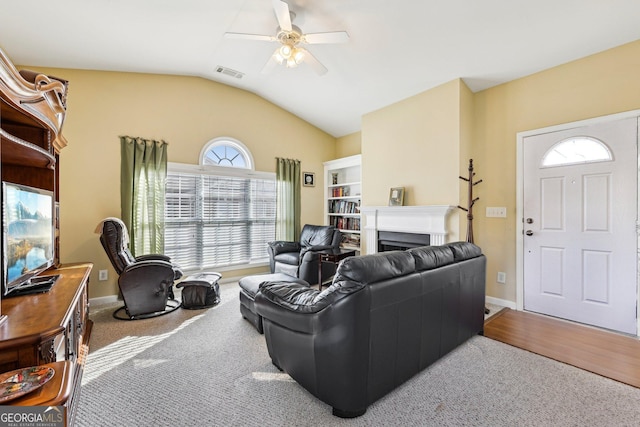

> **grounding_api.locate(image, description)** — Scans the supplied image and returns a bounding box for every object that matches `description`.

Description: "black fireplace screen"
[377,231,430,252]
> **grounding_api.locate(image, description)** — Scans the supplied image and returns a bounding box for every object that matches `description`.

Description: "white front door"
[523,117,638,335]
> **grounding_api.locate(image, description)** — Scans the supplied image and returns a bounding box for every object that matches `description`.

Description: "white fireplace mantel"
[360,205,455,254]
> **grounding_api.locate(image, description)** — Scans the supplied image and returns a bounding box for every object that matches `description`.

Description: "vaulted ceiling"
[2,0,640,137]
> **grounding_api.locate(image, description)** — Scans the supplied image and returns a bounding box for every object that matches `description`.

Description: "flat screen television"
[1,182,55,296]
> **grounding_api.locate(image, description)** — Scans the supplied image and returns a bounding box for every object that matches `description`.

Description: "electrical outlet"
[486,207,507,218]
[497,272,506,284]
[99,270,108,281]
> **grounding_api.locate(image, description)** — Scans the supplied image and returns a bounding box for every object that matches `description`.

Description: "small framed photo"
[388,187,405,206]
[303,172,315,187]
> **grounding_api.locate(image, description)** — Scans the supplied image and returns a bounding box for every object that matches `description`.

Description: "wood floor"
[483,308,640,389]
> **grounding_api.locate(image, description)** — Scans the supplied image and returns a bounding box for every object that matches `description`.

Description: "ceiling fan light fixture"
[279,44,293,59]
[293,49,305,64]
[286,58,297,68]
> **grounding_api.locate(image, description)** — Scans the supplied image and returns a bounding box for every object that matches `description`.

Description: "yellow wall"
[28,68,336,298]
[458,81,475,242]
[361,79,464,242]
[473,39,640,302]
[335,132,361,158]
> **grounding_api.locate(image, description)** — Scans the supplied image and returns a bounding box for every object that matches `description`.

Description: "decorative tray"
[0,366,55,403]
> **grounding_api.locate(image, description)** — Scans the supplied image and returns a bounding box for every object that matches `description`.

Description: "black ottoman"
[177,272,222,309]
[239,273,309,333]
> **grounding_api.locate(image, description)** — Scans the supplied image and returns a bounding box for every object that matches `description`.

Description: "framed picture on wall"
[388,187,405,206]
[303,172,315,187]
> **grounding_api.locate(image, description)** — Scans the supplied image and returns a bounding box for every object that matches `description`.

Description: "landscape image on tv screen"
[4,183,53,286]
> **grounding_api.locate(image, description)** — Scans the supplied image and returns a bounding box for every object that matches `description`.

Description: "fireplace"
[378,231,430,252]
[360,205,455,255]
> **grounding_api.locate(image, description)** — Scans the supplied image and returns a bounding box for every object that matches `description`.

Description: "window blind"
[164,167,275,271]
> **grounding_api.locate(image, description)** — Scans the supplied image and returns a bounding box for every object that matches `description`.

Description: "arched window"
[541,136,612,167]
[199,137,254,169]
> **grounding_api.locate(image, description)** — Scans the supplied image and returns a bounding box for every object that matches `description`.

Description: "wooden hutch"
[0,47,91,424]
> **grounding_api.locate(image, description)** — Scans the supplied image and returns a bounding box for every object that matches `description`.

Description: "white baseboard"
[486,295,517,310]
[90,295,120,307]
[218,275,242,284]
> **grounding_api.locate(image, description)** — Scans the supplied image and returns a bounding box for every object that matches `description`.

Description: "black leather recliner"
[96,217,183,320]
[267,224,342,286]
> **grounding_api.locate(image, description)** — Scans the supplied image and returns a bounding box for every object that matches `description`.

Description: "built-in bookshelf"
[323,154,361,251]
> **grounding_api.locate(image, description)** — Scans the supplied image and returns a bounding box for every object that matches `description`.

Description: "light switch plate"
[486,207,507,218]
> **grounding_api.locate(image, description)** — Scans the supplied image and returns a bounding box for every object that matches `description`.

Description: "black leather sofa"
[255,242,486,418]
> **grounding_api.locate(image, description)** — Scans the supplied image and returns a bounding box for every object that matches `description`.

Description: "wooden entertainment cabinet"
[0,47,92,424]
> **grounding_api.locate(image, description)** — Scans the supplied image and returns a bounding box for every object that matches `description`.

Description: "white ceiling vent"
[215,66,244,79]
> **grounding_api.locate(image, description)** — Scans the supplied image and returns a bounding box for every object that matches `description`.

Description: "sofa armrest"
[135,254,183,279]
[301,244,334,254]
[267,241,301,256]
[255,278,366,334]
[136,254,171,262]
[299,245,337,263]
[259,282,326,312]
[256,280,341,334]
[119,260,176,291]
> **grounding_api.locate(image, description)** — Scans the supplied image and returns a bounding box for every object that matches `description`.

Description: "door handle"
[525,230,533,236]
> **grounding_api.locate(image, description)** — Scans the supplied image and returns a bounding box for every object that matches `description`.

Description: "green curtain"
[120,136,168,256]
[275,157,301,241]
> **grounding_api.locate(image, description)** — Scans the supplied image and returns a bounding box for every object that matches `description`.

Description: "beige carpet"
[76,282,640,426]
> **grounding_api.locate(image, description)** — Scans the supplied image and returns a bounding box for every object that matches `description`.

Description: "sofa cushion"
[446,241,483,261]
[408,245,454,271]
[239,272,308,298]
[334,250,415,285]
[300,224,337,247]
[273,251,300,266]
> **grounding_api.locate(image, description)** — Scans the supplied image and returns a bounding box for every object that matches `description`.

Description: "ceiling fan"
[224,0,349,75]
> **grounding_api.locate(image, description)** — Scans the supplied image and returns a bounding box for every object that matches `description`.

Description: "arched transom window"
[199,137,254,169]
[541,136,612,167]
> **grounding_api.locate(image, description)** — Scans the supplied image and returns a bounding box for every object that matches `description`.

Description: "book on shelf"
[330,217,361,231]
[328,200,360,214]
[331,186,351,197]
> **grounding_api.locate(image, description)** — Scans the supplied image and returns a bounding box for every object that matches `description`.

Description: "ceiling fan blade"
[303,31,350,44]
[272,0,292,32]
[261,51,283,74]
[298,48,328,76]
[224,32,276,42]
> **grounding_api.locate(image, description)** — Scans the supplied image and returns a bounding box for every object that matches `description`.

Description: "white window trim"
[169,162,274,180]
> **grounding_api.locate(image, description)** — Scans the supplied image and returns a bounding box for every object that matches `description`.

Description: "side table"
[318,248,357,289]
